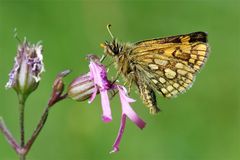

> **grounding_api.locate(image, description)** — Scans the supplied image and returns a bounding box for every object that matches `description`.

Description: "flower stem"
[18,94,27,160]
[19,154,26,160]
[24,106,49,155]
[18,96,26,148]
[24,93,67,155]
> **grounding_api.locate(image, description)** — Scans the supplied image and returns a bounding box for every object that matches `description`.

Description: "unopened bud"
[48,70,71,107]
[68,73,96,101]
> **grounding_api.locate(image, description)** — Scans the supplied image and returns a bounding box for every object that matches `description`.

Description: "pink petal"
[118,86,135,103]
[87,56,113,122]
[89,62,99,81]
[89,61,109,89]
[110,86,146,153]
[117,85,146,129]
[100,90,112,122]
[123,105,146,129]
[110,114,127,154]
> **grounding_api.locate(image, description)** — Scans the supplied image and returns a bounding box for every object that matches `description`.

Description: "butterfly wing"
[130,32,209,98]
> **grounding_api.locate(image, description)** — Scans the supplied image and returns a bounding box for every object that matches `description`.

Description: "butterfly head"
[101,39,122,56]
[100,24,124,56]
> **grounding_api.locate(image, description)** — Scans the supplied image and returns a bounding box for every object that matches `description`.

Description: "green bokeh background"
[0,0,239,160]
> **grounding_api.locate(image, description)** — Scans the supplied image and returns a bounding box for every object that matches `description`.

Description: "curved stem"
[0,117,20,153]
[24,106,49,155]
[24,94,67,155]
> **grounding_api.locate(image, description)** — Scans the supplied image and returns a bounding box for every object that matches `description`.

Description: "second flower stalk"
[1,39,69,159]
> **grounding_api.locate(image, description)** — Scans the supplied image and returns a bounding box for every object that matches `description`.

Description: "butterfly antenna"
[107,24,114,39]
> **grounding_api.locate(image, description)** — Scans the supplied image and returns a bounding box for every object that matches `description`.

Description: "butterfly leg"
[127,79,133,94]
[110,71,121,86]
[123,80,132,94]
[110,73,131,100]
[109,89,119,100]
[127,73,134,94]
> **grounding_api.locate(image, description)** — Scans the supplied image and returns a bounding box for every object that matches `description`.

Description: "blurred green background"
[0,0,239,160]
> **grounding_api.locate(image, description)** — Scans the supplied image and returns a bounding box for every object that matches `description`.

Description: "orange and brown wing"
[130,32,209,98]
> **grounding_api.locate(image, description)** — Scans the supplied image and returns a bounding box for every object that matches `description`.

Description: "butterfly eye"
[110,40,121,55]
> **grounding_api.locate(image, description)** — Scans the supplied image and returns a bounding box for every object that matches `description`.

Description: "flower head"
[68,54,146,153]
[6,39,44,97]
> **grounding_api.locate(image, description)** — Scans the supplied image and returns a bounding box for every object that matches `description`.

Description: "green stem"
[19,99,25,147]
[19,154,26,160]
[18,94,26,160]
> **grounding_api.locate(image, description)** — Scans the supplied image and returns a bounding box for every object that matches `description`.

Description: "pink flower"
[110,86,146,153]
[68,54,146,153]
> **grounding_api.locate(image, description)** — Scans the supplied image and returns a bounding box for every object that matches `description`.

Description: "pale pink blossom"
[68,54,146,153]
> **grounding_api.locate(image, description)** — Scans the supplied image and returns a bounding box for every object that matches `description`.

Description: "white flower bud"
[6,39,44,97]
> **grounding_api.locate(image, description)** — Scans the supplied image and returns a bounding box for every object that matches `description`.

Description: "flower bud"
[48,70,71,107]
[68,73,96,101]
[5,39,44,98]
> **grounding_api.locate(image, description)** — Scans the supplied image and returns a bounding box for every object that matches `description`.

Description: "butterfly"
[101,25,209,114]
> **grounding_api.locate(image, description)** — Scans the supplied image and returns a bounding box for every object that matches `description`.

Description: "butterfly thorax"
[102,39,135,78]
